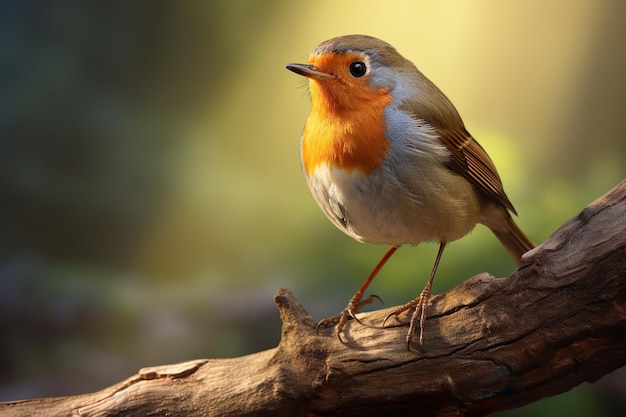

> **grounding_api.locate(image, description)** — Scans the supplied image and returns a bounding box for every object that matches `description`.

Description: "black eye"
[349,61,367,77]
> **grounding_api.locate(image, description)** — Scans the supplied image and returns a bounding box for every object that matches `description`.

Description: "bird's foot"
[316,294,382,342]
[383,287,432,350]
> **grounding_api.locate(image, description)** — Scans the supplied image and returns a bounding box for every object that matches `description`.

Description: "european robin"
[286,35,535,349]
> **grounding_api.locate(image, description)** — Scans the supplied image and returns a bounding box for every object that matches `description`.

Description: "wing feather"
[398,70,517,214]
[438,128,517,214]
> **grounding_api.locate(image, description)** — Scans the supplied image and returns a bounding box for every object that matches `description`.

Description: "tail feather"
[492,215,536,266]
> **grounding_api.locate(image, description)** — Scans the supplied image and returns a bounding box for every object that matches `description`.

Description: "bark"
[2,180,625,417]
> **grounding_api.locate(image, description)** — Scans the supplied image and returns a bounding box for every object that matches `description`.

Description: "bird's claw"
[315,293,384,341]
[381,293,430,351]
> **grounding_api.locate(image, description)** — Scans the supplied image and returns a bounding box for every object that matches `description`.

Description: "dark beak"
[285,63,331,80]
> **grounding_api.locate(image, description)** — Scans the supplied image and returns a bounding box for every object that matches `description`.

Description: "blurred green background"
[1,0,624,415]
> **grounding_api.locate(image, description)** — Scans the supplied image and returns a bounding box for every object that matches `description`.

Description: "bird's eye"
[349,61,367,77]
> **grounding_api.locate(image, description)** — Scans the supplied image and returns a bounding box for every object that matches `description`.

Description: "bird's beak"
[285,63,331,80]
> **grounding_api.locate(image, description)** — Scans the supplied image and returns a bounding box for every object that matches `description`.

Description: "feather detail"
[437,128,517,214]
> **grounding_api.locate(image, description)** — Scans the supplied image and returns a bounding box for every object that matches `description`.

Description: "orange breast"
[301,73,393,176]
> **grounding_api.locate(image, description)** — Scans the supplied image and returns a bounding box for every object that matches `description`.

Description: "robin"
[286,34,535,349]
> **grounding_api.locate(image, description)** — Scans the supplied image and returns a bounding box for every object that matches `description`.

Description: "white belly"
[305,161,481,246]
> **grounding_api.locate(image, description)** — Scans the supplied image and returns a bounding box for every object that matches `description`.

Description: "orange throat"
[301,80,392,176]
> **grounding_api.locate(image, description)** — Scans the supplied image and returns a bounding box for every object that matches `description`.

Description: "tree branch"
[3,180,625,417]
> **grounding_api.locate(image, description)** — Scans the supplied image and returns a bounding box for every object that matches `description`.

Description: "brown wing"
[398,67,517,214]
[437,128,517,214]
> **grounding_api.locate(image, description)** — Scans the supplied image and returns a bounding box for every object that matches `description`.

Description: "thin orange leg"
[383,241,447,350]
[317,246,398,340]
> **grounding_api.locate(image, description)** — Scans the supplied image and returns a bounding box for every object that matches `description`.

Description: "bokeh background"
[1,0,624,415]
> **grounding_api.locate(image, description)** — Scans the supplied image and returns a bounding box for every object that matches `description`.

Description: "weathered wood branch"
[2,180,625,417]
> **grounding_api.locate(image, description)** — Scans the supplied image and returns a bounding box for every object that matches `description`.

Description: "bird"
[286,34,535,349]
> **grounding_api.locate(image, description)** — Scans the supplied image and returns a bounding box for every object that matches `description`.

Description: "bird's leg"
[383,242,447,349]
[317,246,398,341]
